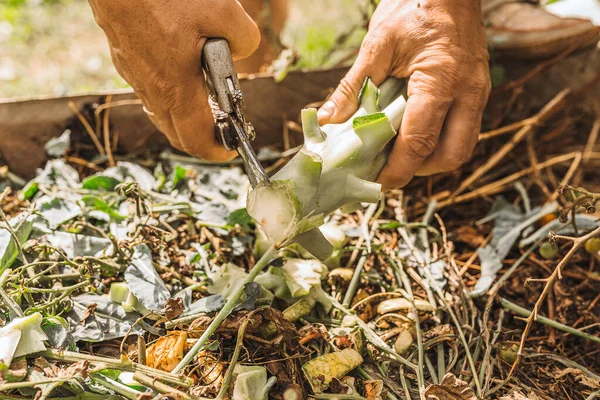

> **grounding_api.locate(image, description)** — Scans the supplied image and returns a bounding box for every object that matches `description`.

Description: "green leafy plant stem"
[171,245,277,375]
[500,298,600,344]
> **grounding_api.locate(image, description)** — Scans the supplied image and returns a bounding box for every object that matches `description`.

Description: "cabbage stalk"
[247,78,406,259]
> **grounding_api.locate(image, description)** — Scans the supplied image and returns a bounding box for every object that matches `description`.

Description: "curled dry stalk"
[508,225,600,378]
[558,185,600,222]
[0,187,29,265]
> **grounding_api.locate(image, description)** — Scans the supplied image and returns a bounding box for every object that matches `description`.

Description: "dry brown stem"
[451,89,570,199]
[102,94,116,167]
[478,116,538,141]
[67,100,105,156]
[508,225,600,378]
[432,152,578,211]
[583,117,600,163]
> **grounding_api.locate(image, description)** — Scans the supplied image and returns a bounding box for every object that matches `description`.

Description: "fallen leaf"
[65,360,90,379]
[554,367,600,389]
[364,379,385,400]
[146,331,188,372]
[80,303,98,327]
[66,294,141,342]
[125,244,170,312]
[44,231,111,258]
[164,298,184,320]
[302,348,363,391]
[33,357,89,379]
[0,358,27,382]
[471,198,558,297]
[424,373,476,400]
[422,324,454,342]
[44,130,71,157]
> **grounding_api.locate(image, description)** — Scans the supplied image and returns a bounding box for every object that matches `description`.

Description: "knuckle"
[334,77,360,106]
[379,169,410,191]
[440,155,467,172]
[180,142,204,158]
[361,34,381,56]
[470,71,492,96]
[155,81,180,113]
[404,133,438,160]
[439,147,475,172]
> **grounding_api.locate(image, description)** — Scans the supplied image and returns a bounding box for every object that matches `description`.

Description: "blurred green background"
[0,0,368,99]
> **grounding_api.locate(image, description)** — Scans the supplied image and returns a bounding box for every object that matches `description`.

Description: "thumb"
[317,38,389,124]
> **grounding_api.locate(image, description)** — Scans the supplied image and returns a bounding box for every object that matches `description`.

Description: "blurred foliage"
[0,0,367,98]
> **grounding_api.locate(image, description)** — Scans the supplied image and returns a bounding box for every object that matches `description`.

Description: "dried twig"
[67,101,105,155]
[102,94,116,167]
[508,225,600,377]
[583,117,600,163]
[133,372,194,399]
[433,152,578,210]
[451,89,570,199]
[478,116,538,141]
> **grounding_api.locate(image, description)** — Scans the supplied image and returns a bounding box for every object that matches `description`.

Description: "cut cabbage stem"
[247,77,407,260]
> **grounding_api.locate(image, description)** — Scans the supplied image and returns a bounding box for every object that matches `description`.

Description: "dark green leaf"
[82,195,125,221]
[227,208,253,230]
[99,369,121,381]
[0,213,34,272]
[42,320,76,350]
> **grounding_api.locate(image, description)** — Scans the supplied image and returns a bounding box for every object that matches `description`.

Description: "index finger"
[203,0,261,59]
[377,90,452,190]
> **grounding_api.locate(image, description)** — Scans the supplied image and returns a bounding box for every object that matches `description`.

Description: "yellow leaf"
[145,331,188,372]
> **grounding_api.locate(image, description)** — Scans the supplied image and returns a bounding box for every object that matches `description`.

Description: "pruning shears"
[202,38,270,188]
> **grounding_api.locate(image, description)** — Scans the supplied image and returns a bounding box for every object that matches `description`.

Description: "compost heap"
[0,90,599,400]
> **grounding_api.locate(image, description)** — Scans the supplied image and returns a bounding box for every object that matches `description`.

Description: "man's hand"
[317,0,491,189]
[88,0,260,161]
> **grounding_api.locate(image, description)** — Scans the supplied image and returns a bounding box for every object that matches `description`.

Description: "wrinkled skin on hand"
[88,0,260,161]
[318,0,491,190]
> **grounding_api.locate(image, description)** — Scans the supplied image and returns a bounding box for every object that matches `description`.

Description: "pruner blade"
[202,38,270,188]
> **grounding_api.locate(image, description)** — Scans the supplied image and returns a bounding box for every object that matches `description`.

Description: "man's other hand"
[88,0,260,161]
[317,0,491,189]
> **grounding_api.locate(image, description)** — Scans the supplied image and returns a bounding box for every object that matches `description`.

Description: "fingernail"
[317,101,334,121]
